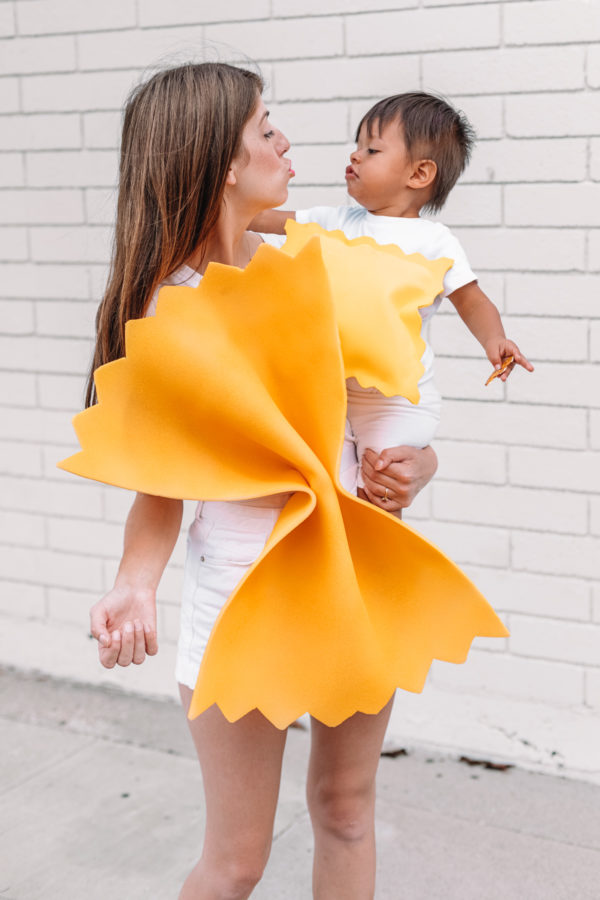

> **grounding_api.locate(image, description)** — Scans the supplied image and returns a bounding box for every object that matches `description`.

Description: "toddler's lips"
[345,165,357,179]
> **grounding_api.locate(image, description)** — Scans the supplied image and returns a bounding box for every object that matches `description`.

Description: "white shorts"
[175,424,359,690]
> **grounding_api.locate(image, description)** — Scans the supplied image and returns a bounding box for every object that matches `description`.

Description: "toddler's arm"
[249,209,296,234]
[89,492,183,668]
[449,281,534,380]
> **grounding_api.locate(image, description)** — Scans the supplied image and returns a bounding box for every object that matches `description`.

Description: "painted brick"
[453,227,585,272]
[510,447,600,494]
[0,510,45,547]
[27,151,117,188]
[0,440,43,477]
[463,138,586,184]
[0,35,76,75]
[435,355,503,401]
[505,1,600,46]
[0,580,45,618]
[0,114,81,151]
[160,599,182,644]
[274,0,414,14]
[438,400,587,450]
[17,0,136,35]
[206,17,343,60]
[140,0,270,25]
[423,0,510,4]
[0,299,34,334]
[594,584,600,623]
[589,230,600,272]
[30,225,112,264]
[415,519,510,567]
[592,496,600,537]
[0,263,88,300]
[510,614,600,666]
[38,374,85,411]
[588,42,600,88]
[0,474,103,519]
[267,102,349,146]
[512,530,600,579]
[506,91,600,137]
[0,4,14,38]
[591,321,600,361]
[286,184,350,210]
[289,143,349,186]
[435,438,506,485]
[433,313,585,364]
[0,371,36,407]
[275,56,420,102]
[433,482,587,534]
[0,226,27,261]
[0,545,104,591]
[83,112,121,150]
[505,274,600,318]
[0,79,19,114]
[423,46,584,96]
[506,183,600,227]
[347,5,499,56]
[586,668,600,710]
[41,444,80,480]
[85,188,117,226]
[592,139,600,181]
[0,189,84,225]
[48,516,124,559]
[592,411,600,450]
[23,71,139,113]
[35,301,96,339]
[0,406,75,445]
[464,564,591,622]
[47,586,98,626]
[0,153,24,188]
[0,335,90,375]
[451,95,503,141]
[79,25,204,71]
[432,649,584,707]
[103,486,137,523]
[505,362,600,408]
[433,184,502,227]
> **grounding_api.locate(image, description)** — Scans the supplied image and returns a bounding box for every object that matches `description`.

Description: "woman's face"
[231,97,293,213]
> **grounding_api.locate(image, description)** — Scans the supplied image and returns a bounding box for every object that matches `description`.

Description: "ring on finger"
[382,487,389,503]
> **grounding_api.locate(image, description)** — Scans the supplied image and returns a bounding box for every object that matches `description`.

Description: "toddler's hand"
[485,338,534,381]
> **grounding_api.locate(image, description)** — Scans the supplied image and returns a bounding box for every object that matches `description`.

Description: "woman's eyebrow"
[260,110,270,123]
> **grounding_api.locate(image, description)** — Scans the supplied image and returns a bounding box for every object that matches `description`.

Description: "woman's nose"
[278,129,291,154]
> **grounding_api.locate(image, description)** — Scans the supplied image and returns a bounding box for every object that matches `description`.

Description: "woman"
[85,63,439,899]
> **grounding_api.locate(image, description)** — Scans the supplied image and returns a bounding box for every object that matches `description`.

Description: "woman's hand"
[360,444,438,513]
[90,585,158,669]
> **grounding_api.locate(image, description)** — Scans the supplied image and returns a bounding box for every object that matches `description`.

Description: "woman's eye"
[264,130,275,140]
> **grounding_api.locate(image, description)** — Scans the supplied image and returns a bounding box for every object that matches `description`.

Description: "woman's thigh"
[180,686,288,861]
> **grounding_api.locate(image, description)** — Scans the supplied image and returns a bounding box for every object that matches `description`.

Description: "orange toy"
[59,229,508,729]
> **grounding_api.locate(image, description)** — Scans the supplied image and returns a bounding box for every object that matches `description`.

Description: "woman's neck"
[185,204,254,275]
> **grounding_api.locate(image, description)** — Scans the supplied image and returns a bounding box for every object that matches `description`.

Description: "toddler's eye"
[367,148,379,155]
[264,130,275,140]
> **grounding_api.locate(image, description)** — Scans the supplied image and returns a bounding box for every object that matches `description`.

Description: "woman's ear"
[408,159,437,191]
[225,165,237,187]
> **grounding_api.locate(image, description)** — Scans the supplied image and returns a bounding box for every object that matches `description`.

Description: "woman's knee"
[307,777,375,844]
[188,846,269,900]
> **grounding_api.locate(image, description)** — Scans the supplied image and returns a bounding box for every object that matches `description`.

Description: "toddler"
[253,92,533,496]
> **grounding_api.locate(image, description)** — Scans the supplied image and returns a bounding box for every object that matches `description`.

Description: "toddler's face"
[346,121,415,214]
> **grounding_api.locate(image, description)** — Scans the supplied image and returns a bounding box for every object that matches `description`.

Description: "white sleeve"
[258,232,287,249]
[437,227,477,297]
[295,206,348,231]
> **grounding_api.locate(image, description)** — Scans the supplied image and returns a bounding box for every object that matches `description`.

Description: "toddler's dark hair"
[356,92,476,213]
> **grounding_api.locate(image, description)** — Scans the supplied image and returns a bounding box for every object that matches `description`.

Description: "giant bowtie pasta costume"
[60,223,508,729]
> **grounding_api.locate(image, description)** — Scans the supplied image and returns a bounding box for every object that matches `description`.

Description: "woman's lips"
[345,165,357,179]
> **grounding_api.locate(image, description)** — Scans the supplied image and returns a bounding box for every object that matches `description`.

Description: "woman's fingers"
[89,602,111,649]
[99,630,121,669]
[117,621,135,666]
[144,622,159,656]
[132,619,146,665]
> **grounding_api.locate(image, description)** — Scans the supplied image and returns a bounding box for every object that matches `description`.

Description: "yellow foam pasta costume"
[59,223,508,729]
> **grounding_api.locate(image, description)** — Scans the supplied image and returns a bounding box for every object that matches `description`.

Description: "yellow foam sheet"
[59,229,508,729]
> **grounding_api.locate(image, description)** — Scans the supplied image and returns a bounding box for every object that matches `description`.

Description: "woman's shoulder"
[146,263,202,317]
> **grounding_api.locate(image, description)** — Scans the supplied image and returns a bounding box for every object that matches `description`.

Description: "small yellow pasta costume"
[59,224,508,729]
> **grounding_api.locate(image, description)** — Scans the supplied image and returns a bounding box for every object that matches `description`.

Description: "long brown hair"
[85,62,263,406]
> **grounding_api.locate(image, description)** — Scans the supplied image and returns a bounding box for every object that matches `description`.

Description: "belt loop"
[196,500,204,519]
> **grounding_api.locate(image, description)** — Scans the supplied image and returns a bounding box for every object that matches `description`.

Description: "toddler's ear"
[408,159,437,191]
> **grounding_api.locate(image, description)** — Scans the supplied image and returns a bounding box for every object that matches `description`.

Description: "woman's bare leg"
[179,685,288,900]
[307,695,394,900]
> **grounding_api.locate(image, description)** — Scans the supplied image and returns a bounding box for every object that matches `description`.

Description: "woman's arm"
[360,445,437,513]
[89,492,183,668]
[248,209,296,234]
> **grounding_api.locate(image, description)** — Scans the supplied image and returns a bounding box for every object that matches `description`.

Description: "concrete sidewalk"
[1,667,599,900]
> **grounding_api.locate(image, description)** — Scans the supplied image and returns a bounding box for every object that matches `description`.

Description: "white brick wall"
[1,0,599,781]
